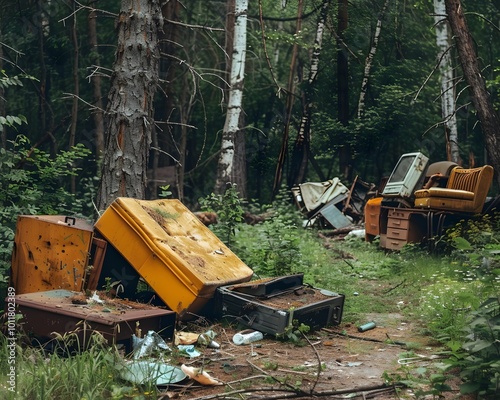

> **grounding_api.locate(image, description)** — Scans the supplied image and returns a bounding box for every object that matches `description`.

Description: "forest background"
[1,2,500,397]
[1,0,499,210]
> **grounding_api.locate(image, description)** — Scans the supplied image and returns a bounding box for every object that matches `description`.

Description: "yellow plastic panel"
[11,216,93,294]
[94,198,253,317]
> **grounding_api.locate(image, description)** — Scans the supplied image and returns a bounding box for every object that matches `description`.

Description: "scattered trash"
[398,354,443,365]
[180,364,223,386]
[175,331,199,345]
[346,229,366,239]
[197,329,220,349]
[320,289,339,296]
[177,345,201,358]
[132,330,171,359]
[232,329,264,345]
[357,322,376,332]
[90,291,104,304]
[119,360,186,385]
[345,361,363,367]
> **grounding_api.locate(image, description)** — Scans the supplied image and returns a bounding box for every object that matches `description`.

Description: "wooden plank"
[86,237,108,291]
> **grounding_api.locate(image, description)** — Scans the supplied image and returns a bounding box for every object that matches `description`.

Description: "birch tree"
[97,0,163,211]
[215,0,248,195]
[357,0,389,118]
[433,0,459,163]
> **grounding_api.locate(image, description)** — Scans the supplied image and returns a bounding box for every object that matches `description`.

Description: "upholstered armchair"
[414,165,494,214]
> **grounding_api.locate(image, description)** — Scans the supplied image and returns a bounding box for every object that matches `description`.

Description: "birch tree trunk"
[445,0,500,185]
[357,0,389,118]
[215,0,248,195]
[434,0,459,163]
[97,0,163,211]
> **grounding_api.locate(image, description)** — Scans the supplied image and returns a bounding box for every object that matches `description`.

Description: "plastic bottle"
[357,321,376,332]
[232,329,264,345]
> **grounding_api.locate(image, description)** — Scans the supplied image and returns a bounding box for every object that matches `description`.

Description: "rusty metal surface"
[11,215,94,294]
[15,290,176,346]
[94,198,254,318]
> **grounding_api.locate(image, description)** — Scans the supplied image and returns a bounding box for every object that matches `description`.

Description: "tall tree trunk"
[357,0,389,118]
[215,0,248,195]
[273,0,303,195]
[434,0,459,163]
[87,0,105,160]
[70,1,79,194]
[154,0,180,200]
[290,0,330,186]
[0,33,5,148]
[445,0,500,185]
[37,1,49,138]
[337,0,351,180]
[224,0,247,199]
[97,0,163,211]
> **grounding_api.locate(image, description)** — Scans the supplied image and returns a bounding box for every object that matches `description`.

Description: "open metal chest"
[14,290,176,350]
[215,274,345,335]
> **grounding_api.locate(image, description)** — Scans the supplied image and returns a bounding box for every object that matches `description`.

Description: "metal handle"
[64,216,76,225]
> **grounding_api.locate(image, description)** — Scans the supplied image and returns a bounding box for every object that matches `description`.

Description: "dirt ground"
[155,311,462,400]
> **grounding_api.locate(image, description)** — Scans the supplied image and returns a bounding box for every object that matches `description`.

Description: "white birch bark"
[434,0,459,163]
[357,0,389,118]
[215,0,248,194]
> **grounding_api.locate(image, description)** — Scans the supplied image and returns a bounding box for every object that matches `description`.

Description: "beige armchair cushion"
[414,165,494,214]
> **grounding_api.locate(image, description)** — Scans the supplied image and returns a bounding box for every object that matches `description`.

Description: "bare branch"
[164,18,225,32]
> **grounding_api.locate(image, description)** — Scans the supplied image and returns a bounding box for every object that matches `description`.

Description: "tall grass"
[0,331,151,400]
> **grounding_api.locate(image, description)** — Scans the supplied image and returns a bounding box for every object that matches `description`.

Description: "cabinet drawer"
[385,238,407,251]
[387,227,408,240]
[388,209,411,219]
[387,218,410,230]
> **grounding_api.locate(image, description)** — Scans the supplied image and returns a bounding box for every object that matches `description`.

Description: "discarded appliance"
[14,289,176,349]
[11,215,94,295]
[292,178,352,229]
[343,175,378,223]
[381,152,429,204]
[93,198,254,319]
[364,152,496,250]
[215,274,345,335]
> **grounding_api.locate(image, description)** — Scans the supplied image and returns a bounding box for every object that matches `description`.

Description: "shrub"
[0,135,91,287]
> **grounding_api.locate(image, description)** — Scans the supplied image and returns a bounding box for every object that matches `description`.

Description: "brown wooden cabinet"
[381,208,427,250]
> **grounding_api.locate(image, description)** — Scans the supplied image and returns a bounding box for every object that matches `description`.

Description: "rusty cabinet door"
[11,215,93,294]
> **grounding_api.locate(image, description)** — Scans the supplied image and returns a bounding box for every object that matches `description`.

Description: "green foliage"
[439,229,500,397]
[199,183,244,247]
[0,135,91,283]
[158,185,172,199]
[418,275,482,342]
[383,358,453,398]
[233,189,304,277]
[277,320,311,345]
[256,213,301,277]
[0,71,29,133]
[451,297,500,397]
[0,332,120,399]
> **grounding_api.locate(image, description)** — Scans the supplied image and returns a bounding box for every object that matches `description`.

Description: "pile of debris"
[7,197,346,389]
